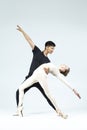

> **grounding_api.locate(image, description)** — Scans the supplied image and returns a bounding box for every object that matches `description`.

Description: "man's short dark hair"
[45,41,56,47]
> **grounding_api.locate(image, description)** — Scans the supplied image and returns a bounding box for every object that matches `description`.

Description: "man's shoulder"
[33,45,41,52]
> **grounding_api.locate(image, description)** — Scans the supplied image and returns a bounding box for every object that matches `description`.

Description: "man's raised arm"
[16,25,35,50]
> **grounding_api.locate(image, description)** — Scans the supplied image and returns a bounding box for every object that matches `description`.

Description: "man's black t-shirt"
[26,46,50,79]
[19,46,56,111]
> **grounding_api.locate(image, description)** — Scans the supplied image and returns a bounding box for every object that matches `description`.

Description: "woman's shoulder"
[44,63,56,69]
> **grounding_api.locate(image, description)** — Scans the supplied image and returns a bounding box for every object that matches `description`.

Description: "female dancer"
[16,63,81,119]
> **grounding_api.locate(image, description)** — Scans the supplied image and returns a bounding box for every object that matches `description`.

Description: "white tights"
[18,70,60,112]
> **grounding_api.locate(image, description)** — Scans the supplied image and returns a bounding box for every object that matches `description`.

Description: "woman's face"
[59,64,69,72]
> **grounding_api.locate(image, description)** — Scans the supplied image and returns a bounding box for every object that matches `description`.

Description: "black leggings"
[16,82,56,111]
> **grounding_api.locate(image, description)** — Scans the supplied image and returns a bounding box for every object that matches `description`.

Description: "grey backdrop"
[0,0,87,114]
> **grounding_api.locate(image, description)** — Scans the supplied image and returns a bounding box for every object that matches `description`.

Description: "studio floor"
[0,110,87,130]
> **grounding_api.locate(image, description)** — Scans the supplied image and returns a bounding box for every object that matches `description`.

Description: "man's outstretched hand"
[16,25,23,32]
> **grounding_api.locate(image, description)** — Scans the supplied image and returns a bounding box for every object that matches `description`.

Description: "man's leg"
[35,83,56,110]
[39,79,68,119]
[16,86,32,106]
[16,89,19,106]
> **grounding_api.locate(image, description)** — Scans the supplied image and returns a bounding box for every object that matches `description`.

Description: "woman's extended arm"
[57,74,81,99]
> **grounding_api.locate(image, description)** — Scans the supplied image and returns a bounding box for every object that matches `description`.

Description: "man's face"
[46,46,55,54]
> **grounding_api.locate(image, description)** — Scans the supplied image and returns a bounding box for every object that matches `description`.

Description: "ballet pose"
[16,25,57,115]
[16,63,81,119]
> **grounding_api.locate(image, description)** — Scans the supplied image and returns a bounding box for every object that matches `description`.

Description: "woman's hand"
[44,67,49,74]
[73,89,81,99]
